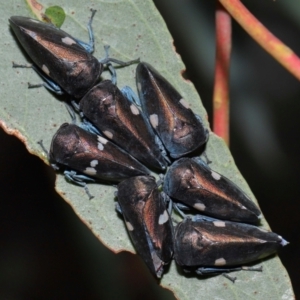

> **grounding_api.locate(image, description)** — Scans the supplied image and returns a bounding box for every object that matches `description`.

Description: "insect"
[136,62,209,158]
[174,215,288,281]
[163,157,262,224]
[10,10,138,99]
[79,80,169,171]
[117,175,174,278]
[49,123,150,186]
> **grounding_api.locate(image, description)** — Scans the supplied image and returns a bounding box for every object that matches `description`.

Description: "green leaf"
[2,0,293,299]
[45,6,66,27]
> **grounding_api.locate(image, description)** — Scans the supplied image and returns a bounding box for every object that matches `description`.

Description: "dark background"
[0,1,298,299]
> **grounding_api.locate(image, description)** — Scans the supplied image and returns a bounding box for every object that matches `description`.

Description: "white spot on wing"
[137,82,142,91]
[23,28,37,39]
[149,114,158,128]
[90,160,98,167]
[30,19,39,23]
[130,104,140,115]
[42,64,50,75]
[215,258,226,266]
[211,171,221,180]
[213,221,226,227]
[179,98,190,109]
[84,167,97,175]
[97,136,108,144]
[103,130,113,139]
[61,36,76,45]
[193,203,206,211]
[97,142,104,151]
[97,136,108,150]
[158,210,169,225]
[125,221,134,231]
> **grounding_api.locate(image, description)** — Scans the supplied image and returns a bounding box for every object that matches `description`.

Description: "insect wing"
[136,62,208,158]
[164,157,262,224]
[49,123,149,182]
[117,176,174,278]
[174,216,287,268]
[10,16,101,98]
[79,80,168,170]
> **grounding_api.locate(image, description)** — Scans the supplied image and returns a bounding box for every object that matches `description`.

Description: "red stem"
[219,0,300,81]
[213,2,231,145]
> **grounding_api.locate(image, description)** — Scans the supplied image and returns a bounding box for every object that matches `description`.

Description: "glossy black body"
[174,216,286,268]
[50,123,150,182]
[117,176,174,278]
[79,80,168,171]
[163,157,262,224]
[136,62,208,158]
[10,16,102,98]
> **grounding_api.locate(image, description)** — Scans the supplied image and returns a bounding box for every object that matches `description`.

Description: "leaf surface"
[1,1,293,299]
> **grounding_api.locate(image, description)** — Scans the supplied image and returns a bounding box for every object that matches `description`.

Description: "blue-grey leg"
[115,202,122,215]
[80,119,102,135]
[64,170,95,200]
[74,9,96,53]
[156,173,164,187]
[64,103,77,124]
[121,86,141,106]
[99,45,140,84]
[195,266,263,283]
[99,45,140,66]
[172,202,187,219]
[175,203,191,211]
[37,139,94,199]
[13,62,64,95]
[155,135,170,164]
[37,140,49,157]
[161,192,173,216]
[193,155,212,166]
[64,102,102,135]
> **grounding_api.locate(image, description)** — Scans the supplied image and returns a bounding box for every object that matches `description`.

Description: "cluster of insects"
[10,10,287,282]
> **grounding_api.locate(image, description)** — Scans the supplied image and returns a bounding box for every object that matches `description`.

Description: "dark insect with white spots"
[117,175,174,278]
[49,123,150,185]
[10,10,138,99]
[79,80,169,171]
[163,157,262,224]
[174,215,288,281]
[136,62,209,158]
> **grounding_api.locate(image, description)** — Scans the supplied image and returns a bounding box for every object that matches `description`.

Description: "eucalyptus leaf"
[45,6,66,28]
[1,0,293,299]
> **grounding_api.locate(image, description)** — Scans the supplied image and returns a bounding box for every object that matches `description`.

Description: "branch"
[219,0,300,81]
[213,2,232,145]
